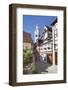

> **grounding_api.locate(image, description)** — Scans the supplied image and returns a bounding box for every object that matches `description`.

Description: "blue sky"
[23,15,57,41]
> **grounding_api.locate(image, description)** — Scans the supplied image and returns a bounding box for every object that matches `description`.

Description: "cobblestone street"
[35,59,57,74]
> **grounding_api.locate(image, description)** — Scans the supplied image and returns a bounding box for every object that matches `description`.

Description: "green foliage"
[23,49,32,65]
[32,65,38,74]
[32,70,38,74]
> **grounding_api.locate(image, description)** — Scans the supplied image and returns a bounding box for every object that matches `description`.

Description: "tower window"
[35,35,37,37]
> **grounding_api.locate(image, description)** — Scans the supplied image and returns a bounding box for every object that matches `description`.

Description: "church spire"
[34,24,40,43]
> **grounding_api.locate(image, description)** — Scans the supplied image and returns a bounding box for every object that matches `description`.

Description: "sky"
[23,15,57,42]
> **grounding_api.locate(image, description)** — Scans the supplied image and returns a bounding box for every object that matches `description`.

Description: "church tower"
[34,25,40,43]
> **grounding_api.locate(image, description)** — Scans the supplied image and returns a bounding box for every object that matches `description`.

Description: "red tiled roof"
[23,32,32,43]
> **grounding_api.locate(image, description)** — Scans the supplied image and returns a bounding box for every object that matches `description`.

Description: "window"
[48,47,50,49]
[54,44,58,49]
[35,35,37,37]
[54,29,58,38]
[44,48,46,50]
[55,34,57,38]
[54,30,57,34]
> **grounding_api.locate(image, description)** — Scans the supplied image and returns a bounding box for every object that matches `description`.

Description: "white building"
[34,18,58,65]
[34,25,40,43]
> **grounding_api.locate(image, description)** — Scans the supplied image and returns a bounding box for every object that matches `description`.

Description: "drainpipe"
[45,53,47,63]
[52,26,55,65]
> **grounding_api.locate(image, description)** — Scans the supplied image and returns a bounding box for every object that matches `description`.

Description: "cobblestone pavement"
[35,59,57,74]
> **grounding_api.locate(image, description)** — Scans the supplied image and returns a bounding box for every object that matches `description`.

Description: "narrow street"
[35,59,57,74]
[35,59,51,74]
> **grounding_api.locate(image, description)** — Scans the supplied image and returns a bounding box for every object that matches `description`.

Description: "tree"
[23,49,32,65]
